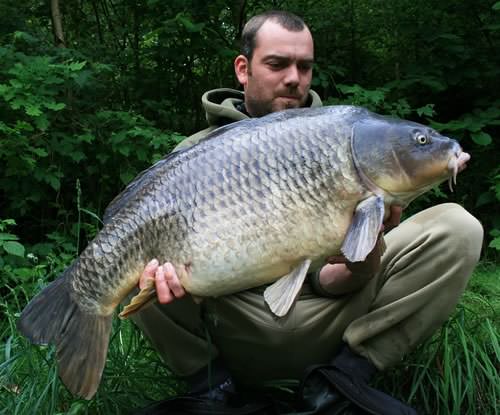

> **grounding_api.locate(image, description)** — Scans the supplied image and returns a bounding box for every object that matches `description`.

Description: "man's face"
[235,20,314,117]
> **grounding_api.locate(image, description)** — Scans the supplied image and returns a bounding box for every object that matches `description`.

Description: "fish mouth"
[447,149,470,191]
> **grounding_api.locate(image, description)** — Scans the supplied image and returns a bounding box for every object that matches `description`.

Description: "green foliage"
[0,40,184,244]
[0,0,498,253]
[0,220,25,261]
[0,1,499,409]
[325,83,436,120]
[0,246,181,415]
[0,217,181,414]
[2,249,498,413]
[378,263,500,414]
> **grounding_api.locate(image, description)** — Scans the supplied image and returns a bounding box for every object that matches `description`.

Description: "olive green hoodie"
[174,87,322,151]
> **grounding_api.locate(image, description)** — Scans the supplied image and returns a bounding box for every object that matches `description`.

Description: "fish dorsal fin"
[103,150,186,224]
[341,195,385,262]
[264,259,312,317]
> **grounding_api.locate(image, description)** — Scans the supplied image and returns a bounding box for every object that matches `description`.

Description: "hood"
[202,88,323,127]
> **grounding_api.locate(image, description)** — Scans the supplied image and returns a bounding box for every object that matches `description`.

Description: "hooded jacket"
[174,88,322,151]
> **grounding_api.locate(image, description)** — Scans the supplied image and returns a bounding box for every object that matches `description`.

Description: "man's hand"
[139,259,186,304]
[318,205,403,295]
[383,205,403,233]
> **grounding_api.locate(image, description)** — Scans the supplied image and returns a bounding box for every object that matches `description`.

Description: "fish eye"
[415,134,429,145]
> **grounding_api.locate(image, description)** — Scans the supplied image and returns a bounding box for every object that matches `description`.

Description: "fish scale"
[17,105,467,399]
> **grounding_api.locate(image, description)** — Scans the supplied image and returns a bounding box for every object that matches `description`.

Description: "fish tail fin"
[17,269,112,399]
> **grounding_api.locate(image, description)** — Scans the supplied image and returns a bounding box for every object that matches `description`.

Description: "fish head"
[351,114,470,206]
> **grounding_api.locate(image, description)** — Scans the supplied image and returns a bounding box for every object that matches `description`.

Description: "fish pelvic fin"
[17,269,112,400]
[119,278,157,319]
[341,195,385,262]
[264,259,312,317]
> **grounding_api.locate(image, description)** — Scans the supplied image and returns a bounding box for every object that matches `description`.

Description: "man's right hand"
[140,259,186,304]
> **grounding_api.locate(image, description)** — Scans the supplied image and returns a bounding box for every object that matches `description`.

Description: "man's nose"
[283,65,300,87]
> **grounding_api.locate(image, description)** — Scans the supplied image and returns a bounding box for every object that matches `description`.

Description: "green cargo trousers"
[131,203,483,387]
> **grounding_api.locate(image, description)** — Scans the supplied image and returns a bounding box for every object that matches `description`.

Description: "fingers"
[139,258,159,289]
[154,262,186,304]
[164,262,186,299]
[384,205,403,232]
[155,265,174,303]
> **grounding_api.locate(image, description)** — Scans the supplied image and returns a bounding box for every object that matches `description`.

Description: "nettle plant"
[0,40,183,242]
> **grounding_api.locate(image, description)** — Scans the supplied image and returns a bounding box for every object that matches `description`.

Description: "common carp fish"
[18,105,469,399]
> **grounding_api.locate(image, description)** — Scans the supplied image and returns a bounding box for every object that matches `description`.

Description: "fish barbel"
[18,105,469,399]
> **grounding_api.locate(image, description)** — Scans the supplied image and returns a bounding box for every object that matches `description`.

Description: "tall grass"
[0,244,181,415]
[1,254,498,414]
[1,305,181,414]
[380,262,500,414]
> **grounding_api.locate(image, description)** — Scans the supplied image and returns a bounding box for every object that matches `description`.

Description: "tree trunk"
[50,0,66,47]
[231,0,246,41]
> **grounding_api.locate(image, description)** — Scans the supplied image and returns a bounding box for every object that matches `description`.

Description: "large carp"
[18,105,469,399]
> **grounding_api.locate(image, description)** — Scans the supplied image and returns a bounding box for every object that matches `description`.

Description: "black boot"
[132,358,276,415]
[296,344,418,415]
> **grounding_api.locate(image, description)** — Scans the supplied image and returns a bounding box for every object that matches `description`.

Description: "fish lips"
[448,149,470,191]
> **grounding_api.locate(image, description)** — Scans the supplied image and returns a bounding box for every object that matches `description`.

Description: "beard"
[245,88,308,117]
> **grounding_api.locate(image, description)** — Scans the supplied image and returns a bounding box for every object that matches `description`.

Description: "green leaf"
[471,131,492,146]
[47,175,61,191]
[0,219,16,227]
[177,14,205,32]
[416,104,435,117]
[79,208,104,224]
[13,31,37,43]
[9,79,22,88]
[0,84,8,96]
[485,23,500,31]
[0,232,19,241]
[78,133,94,143]
[34,116,50,131]
[10,98,22,109]
[3,240,25,257]
[69,151,86,162]
[32,147,48,157]
[488,236,500,250]
[16,120,34,131]
[68,61,86,71]
[13,267,34,277]
[120,171,135,185]
[492,2,500,11]
[26,104,42,117]
[437,34,461,41]
[74,70,92,87]
[118,145,131,156]
[45,101,66,111]
[475,191,494,207]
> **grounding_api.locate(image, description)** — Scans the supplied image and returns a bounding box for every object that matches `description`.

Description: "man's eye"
[298,63,313,71]
[268,62,283,69]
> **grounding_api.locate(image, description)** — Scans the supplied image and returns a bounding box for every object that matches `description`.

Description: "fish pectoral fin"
[119,279,157,319]
[341,195,385,262]
[264,259,312,318]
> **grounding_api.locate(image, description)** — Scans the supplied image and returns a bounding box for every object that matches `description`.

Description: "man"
[133,11,483,414]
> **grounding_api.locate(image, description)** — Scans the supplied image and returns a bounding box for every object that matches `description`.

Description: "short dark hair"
[240,11,307,61]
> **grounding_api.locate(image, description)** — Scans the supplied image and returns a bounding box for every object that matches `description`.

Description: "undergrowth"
[0,252,498,414]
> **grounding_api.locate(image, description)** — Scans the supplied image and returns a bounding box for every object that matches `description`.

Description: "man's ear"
[234,55,249,86]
